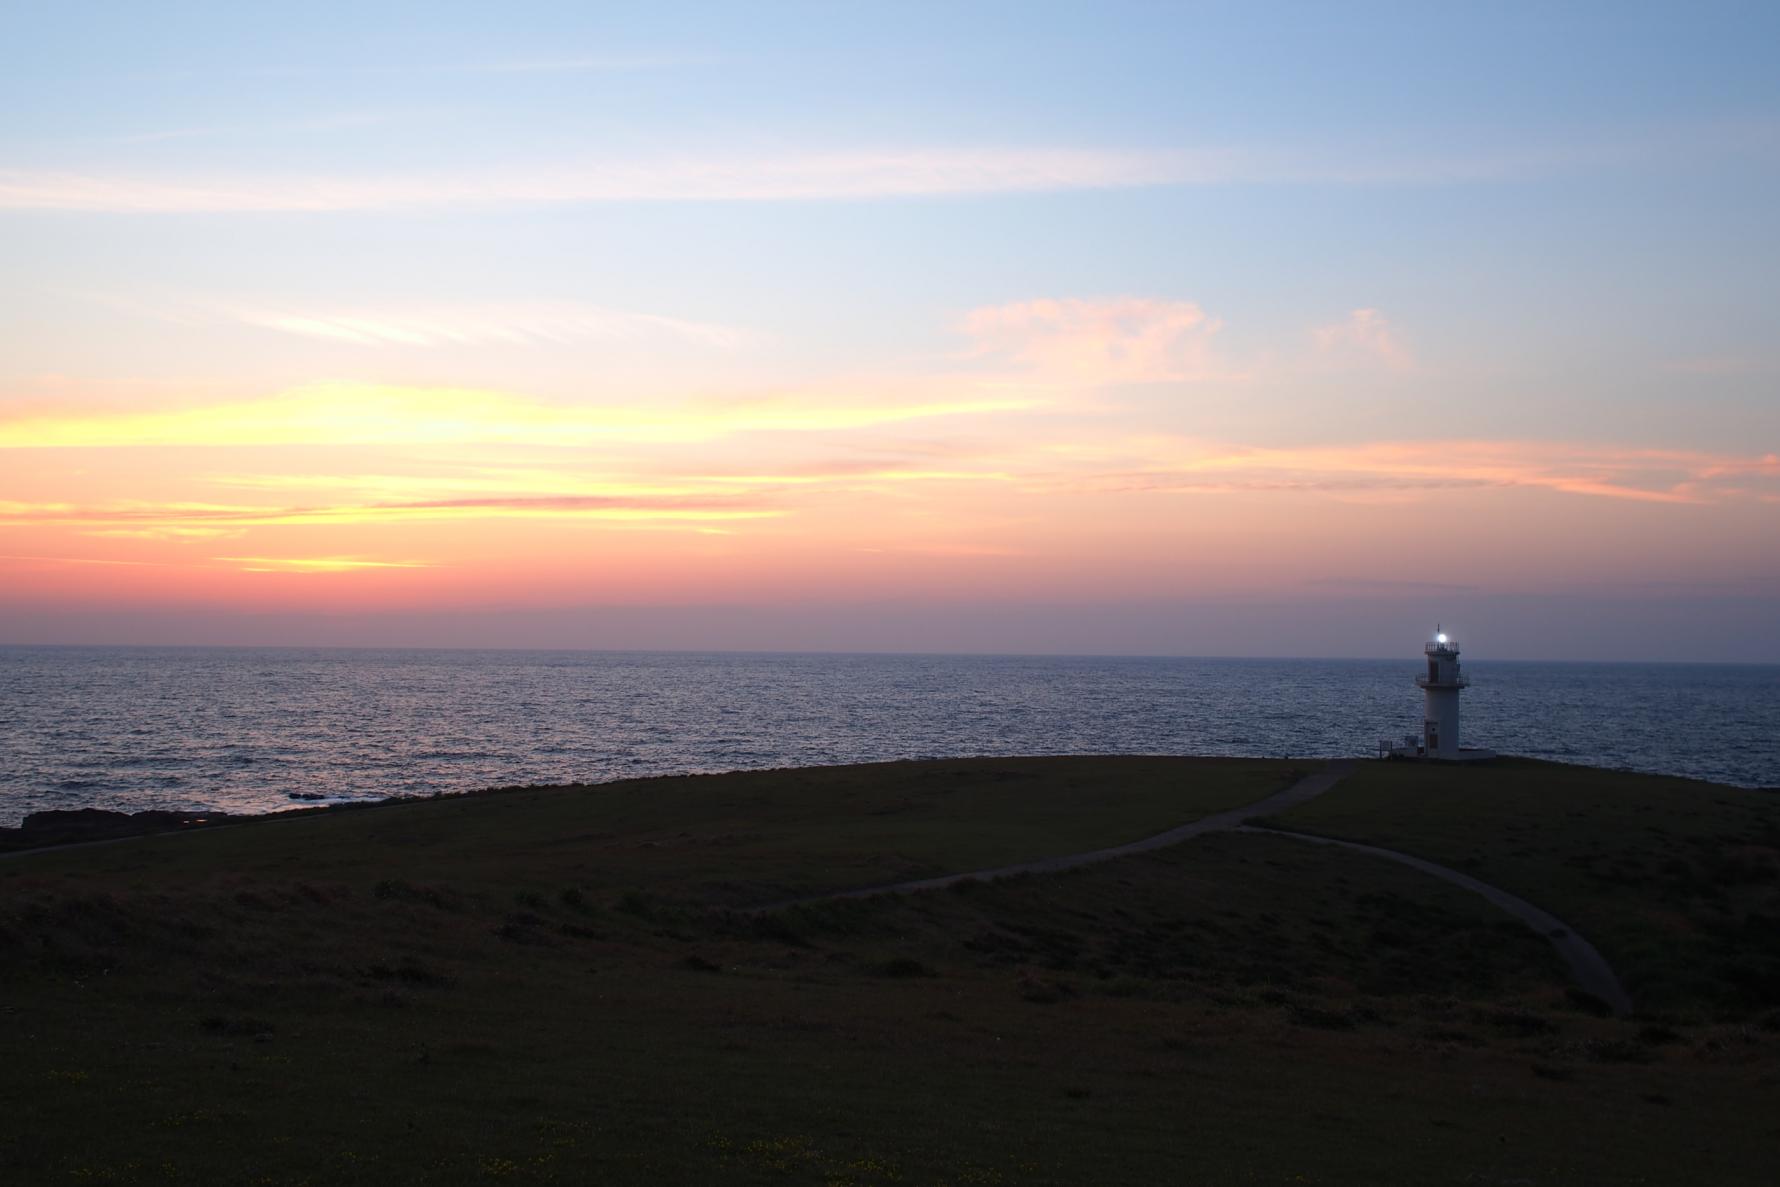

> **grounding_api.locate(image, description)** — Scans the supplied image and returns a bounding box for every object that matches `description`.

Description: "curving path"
[12,758,1634,1013]
[753,757,1634,1014]
[1236,824,1633,1015]
[753,760,1358,910]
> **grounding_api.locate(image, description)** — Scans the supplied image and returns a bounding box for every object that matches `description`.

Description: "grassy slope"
[1267,758,1780,1014]
[2,756,1777,1185]
[4,756,1294,906]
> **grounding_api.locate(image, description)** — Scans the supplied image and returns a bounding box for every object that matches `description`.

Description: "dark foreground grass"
[2,756,1777,1184]
[1268,757,1780,1016]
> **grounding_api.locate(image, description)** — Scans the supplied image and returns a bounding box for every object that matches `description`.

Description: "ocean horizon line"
[2,640,1777,668]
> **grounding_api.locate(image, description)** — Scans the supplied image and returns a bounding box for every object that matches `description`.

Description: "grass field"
[1267,757,1780,1015]
[2,756,1777,1184]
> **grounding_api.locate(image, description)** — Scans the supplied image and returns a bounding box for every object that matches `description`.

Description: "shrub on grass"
[873,957,933,979]
[372,880,459,910]
[198,1015,274,1037]
[366,960,450,988]
[1017,972,1075,1003]
[1422,1026,1482,1046]
[1564,987,1614,1016]
[746,913,811,948]
[777,896,881,938]
[615,891,653,918]
[1585,1038,1654,1064]
[1477,1007,1557,1036]
[1719,952,1780,1007]
[494,914,553,944]
[1289,1004,1357,1030]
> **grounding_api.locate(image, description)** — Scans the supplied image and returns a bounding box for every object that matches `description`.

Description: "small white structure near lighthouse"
[1417,626,1467,758]
[1378,626,1495,762]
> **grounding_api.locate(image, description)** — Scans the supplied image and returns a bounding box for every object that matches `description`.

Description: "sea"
[1,646,1775,826]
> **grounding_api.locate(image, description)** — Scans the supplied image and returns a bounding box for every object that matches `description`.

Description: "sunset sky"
[3,2,1776,660]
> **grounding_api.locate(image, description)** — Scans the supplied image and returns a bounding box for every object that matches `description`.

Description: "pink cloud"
[1032,438,1779,505]
[960,297,1228,384]
[1311,308,1413,371]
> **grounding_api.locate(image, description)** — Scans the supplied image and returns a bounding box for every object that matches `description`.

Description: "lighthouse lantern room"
[1416,626,1468,758]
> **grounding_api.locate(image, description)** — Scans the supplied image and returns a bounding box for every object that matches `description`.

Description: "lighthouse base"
[1374,738,1499,763]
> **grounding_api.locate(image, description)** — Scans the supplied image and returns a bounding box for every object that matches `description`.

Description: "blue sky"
[1,2,1776,658]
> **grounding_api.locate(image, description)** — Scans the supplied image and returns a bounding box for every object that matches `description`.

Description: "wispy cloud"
[1304,577,1480,593]
[0,455,1020,542]
[0,382,1036,449]
[128,52,714,83]
[0,553,182,569]
[1044,439,1780,504]
[113,111,415,146]
[11,119,1775,214]
[0,552,426,575]
[231,300,749,349]
[0,148,1220,213]
[207,462,1011,501]
[853,543,1030,558]
[2,436,1771,577]
[0,494,785,530]
[961,297,1231,385]
[216,556,430,573]
[1311,308,1413,371]
[80,526,244,542]
[958,295,1414,385]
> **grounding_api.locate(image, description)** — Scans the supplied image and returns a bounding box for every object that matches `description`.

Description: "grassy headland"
[2,756,1776,1184]
[1266,757,1780,1013]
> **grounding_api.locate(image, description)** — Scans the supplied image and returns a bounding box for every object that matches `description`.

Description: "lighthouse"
[1416,626,1468,758]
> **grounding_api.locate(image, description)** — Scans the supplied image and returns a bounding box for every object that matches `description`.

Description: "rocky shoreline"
[0,806,263,853]
[0,784,546,854]
[0,798,399,855]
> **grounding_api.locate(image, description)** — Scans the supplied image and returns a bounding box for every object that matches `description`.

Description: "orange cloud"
[217,556,432,573]
[81,526,245,541]
[0,495,784,529]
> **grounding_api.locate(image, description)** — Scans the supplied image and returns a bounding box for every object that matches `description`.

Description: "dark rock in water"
[128,809,229,828]
[288,792,327,801]
[21,808,131,833]
[2,807,230,851]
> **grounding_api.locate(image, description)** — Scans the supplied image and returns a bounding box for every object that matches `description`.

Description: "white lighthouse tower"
[1416,626,1468,759]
